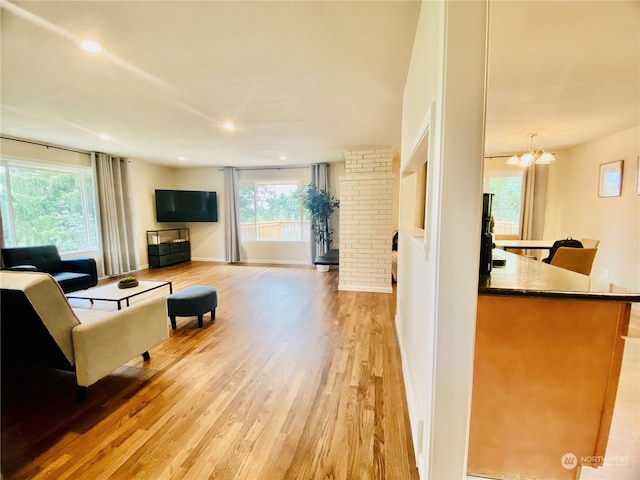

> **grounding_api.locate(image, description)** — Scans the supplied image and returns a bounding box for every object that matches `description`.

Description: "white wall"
[241,241,309,265]
[0,137,90,167]
[329,160,345,248]
[242,162,344,265]
[173,167,226,263]
[239,165,323,265]
[392,154,401,230]
[397,1,488,478]
[128,159,181,268]
[131,162,347,267]
[0,137,360,269]
[397,2,443,474]
[545,126,640,289]
[483,156,523,176]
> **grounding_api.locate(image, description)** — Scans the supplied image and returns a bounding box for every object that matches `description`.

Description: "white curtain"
[0,208,5,268]
[310,163,330,261]
[94,153,136,276]
[224,167,242,263]
[520,163,549,240]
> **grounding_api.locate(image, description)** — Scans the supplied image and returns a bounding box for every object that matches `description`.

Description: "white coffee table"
[67,280,172,310]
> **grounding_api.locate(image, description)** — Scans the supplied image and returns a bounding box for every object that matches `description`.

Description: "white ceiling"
[485,0,639,157]
[0,0,421,167]
[1,1,638,168]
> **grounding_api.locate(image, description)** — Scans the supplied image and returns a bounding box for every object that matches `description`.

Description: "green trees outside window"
[238,182,310,241]
[0,160,99,253]
[484,173,523,235]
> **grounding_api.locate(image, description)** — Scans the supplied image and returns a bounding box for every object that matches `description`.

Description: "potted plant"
[303,184,340,271]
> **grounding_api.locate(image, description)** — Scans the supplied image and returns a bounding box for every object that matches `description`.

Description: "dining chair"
[579,238,601,249]
[550,247,598,276]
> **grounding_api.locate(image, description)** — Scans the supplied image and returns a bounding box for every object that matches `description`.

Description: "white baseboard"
[338,284,393,294]
[98,265,147,280]
[240,259,310,266]
[137,258,313,268]
[396,311,426,479]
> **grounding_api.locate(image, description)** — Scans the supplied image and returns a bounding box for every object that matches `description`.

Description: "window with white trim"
[483,171,524,236]
[238,180,310,242]
[0,159,100,254]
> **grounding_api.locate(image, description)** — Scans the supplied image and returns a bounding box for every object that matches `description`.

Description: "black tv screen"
[155,189,218,223]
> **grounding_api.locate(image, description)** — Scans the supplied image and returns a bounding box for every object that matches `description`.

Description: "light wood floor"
[1,262,419,480]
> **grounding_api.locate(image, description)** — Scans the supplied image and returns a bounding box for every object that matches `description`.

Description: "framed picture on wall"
[598,160,624,197]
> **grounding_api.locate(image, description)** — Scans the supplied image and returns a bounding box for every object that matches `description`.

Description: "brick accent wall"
[339,146,394,293]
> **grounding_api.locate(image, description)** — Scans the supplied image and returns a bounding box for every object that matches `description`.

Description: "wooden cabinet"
[469,296,629,480]
[147,228,190,268]
[468,250,637,480]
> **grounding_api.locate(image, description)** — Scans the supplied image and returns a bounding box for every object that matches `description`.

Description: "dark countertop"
[479,249,640,302]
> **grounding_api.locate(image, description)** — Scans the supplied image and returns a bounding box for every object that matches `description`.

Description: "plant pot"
[316,265,330,272]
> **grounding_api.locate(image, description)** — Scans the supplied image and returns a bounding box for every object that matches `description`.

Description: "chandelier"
[506,133,555,166]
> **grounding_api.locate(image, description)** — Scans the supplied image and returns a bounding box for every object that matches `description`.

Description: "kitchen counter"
[479,249,640,302]
[468,250,637,480]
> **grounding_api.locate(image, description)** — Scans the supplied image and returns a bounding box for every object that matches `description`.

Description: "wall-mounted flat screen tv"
[155,189,218,222]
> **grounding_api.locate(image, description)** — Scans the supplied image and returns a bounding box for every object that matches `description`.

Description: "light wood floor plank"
[2,262,418,479]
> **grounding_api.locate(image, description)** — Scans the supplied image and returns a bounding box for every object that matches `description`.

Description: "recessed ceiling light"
[80,40,102,53]
[279,156,287,161]
[99,133,111,140]
[223,122,235,130]
[178,156,186,161]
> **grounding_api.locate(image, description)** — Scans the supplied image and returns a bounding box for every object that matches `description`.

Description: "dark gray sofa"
[1,245,98,293]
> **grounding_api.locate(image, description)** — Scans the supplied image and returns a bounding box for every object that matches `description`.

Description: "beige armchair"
[579,237,601,249]
[0,271,169,400]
